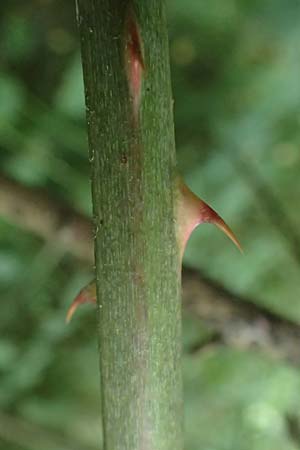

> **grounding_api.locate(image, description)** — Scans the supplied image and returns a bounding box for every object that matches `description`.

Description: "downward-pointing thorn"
[213,214,243,253]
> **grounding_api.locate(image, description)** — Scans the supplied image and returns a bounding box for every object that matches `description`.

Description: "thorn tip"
[65,281,96,324]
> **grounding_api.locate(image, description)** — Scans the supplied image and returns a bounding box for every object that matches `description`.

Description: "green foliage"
[1,1,300,449]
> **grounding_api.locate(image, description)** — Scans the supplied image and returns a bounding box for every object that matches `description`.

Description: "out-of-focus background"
[1,1,300,449]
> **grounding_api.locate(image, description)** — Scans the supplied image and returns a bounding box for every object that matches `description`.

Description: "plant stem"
[76,1,183,449]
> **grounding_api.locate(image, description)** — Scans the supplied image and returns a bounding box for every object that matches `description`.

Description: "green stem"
[76,1,183,449]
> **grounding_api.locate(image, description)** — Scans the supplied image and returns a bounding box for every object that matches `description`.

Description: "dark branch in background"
[2,174,300,365]
[183,268,300,364]
[0,175,93,262]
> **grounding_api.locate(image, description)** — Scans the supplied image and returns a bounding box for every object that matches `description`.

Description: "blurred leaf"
[55,55,85,118]
[1,13,37,63]
[0,75,25,123]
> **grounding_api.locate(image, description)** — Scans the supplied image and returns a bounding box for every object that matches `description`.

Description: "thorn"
[66,281,96,324]
[125,10,144,124]
[199,200,243,253]
[178,179,242,254]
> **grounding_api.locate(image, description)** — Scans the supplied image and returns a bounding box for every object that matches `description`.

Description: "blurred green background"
[1,1,300,449]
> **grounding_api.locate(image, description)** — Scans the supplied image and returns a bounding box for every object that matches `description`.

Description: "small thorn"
[66,281,96,324]
[125,10,144,124]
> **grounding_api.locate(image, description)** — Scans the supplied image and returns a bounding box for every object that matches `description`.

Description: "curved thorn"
[198,200,243,253]
[66,281,96,324]
[213,214,243,253]
[178,179,242,255]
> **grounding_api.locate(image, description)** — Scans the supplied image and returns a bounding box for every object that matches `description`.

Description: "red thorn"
[177,180,242,255]
[198,201,243,253]
[125,12,144,123]
[66,281,96,324]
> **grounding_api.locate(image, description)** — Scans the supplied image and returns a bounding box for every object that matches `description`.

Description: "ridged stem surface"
[77,1,183,449]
